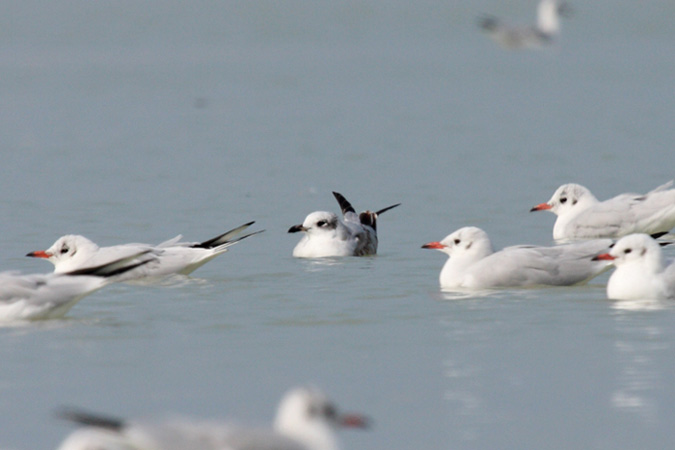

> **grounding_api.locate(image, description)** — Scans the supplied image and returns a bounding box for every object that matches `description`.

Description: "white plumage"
[0,252,150,321]
[27,222,262,281]
[531,181,675,241]
[423,226,612,290]
[593,233,675,300]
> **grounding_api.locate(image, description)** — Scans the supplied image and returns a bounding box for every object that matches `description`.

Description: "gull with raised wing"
[422,226,612,290]
[57,386,369,450]
[531,181,675,241]
[288,192,400,258]
[478,0,570,50]
[0,253,152,321]
[593,233,675,300]
[27,222,263,281]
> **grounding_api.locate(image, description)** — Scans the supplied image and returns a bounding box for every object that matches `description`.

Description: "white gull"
[27,222,263,281]
[531,181,675,241]
[593,233,675,300]
[423,226,612,290]
[0,252,151,321]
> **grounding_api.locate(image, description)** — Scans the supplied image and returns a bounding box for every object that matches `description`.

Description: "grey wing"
[469,249,557,287]
[343,217,377,256]
[89,244,159,267]
[216,429,307,450]
[0,273,45,303]
[475,240,612,287]
[573,188,675,237]
[532,240,613,285]
[568,198,638,237]
[135,423,305,450]
[340,212,375,255]
[353,227,378,256]
[628,187,675,232]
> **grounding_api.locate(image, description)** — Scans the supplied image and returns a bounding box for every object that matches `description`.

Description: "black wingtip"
[477,14,499,31]
[193,222,257,249]
[332,192,356,215]
[64,252,153,278]
[650,231,668,240]
[56,407,125,431]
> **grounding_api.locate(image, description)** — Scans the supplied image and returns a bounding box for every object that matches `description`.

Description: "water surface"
[1,1,675,448]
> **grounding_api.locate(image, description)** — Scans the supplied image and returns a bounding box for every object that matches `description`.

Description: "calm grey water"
[1,1,675,449]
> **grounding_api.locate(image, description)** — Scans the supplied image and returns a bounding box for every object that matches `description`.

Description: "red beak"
[26,250,52,259]
[422,241,445,250]
[339,413,370,429]
[530,203,552,212]
[592,253,615,261]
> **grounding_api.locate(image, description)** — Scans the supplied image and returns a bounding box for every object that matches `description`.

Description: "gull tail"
[56,407,125,431]
[192,222,264,251]
[333,191,400,230]
[375,203,401,216]
[360,203,401,231]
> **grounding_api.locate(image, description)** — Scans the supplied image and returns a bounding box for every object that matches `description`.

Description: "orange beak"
[26,250,52,259]
[592,253,615,261]
[530,203,552,212]
[422,241,445,250]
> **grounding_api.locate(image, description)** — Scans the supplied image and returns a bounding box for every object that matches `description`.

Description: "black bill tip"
[288,224,306,233]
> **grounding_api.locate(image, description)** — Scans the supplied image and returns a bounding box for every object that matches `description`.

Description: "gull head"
[27,235,100,272]
[274,387,369,450]
[531,183,595,216]
[422,226,494,259]
[288,212,339,236]
[597,234,665,271]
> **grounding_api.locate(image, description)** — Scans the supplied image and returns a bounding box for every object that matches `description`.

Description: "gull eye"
[308,402,337,419]
[323,404,337,419]
[454,239,460,245]
[60,246,70,254]
[624,248,632,254]
[317,220,327,227]
[559,197,567,204]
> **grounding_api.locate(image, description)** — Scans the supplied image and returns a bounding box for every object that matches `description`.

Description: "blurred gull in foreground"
[0,253,151,321]
[27,222,263,282]
[423,226,612,290]
[531,181,675,241]
[56,386,369,450]
[478,0,570,50]
[289,192,399,258]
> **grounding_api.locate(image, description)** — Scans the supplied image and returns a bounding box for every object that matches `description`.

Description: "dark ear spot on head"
[572,199,577,205]
[466,242,472,250]
[641,248,647,256]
